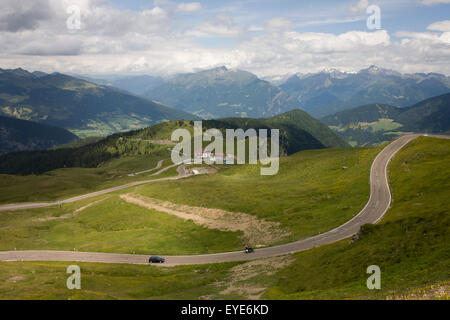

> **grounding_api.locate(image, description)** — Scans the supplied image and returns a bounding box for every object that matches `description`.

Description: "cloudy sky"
[0,0,449,77]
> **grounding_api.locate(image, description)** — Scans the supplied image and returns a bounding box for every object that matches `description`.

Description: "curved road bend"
[129,159,165,176]
[0,163,189,212]
[0,134,442,266]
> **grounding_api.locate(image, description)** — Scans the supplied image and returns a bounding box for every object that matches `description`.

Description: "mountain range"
[97,65,450,120]
[280,66,450,118]
[1,66,448,150]
[142,66,302,119]
[0,68,198,138]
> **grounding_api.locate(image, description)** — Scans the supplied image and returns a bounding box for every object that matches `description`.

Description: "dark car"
[149,256,165,263]
[244,247,254,253]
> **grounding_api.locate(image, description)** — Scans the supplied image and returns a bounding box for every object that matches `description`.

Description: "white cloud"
[396,30,450,44]
[0,0,449,77]
[349,0,369,13]
[176,2,202,13]
[232,30,393,76]
[417,0,450,5]
[427,20,450,31]
[266,17,293,31]
[188,15,243,37]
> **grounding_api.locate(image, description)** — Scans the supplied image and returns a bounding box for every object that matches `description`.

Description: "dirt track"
[120,193,290,246]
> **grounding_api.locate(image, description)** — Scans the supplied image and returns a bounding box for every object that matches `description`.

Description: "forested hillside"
[0,109,348,174]
[0,116,77,153]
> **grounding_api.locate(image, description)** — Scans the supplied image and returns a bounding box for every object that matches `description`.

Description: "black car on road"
[149,256,165,263]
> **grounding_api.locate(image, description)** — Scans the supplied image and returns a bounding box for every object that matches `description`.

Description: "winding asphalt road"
[0,162,189,212]
[128,159,165,176]
[0,134,441,266]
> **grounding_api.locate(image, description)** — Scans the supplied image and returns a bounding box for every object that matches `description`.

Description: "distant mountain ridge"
[396,93,450,133]
[321,93,450,146]
[0,116,77,153]
[0,68,198,137]
[279,65,450,118]
[65,65,450,122]
[71,74,164,96]
[143,66,302,119]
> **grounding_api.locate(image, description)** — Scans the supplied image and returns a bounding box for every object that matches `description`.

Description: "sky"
[0,0,449,77]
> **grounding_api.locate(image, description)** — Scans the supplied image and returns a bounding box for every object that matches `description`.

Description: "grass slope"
[0,196,242,255]
[0,137,446,300]
[0,152,176,204]
[0,261,238,299]
[264,137,450,299]
[134,145,378,242]
[0,145,378,254]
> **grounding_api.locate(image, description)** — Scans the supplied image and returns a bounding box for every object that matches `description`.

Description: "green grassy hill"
[136,110,348,152]
[0,116,77,153]
[0,143,377,249]
[0,195,243,255]
[268,109,348,149]
[0,260,239,299]
[132,145,377,243]
[0,153,178,204]
[0,137,447,300]
[0,68,198,137]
